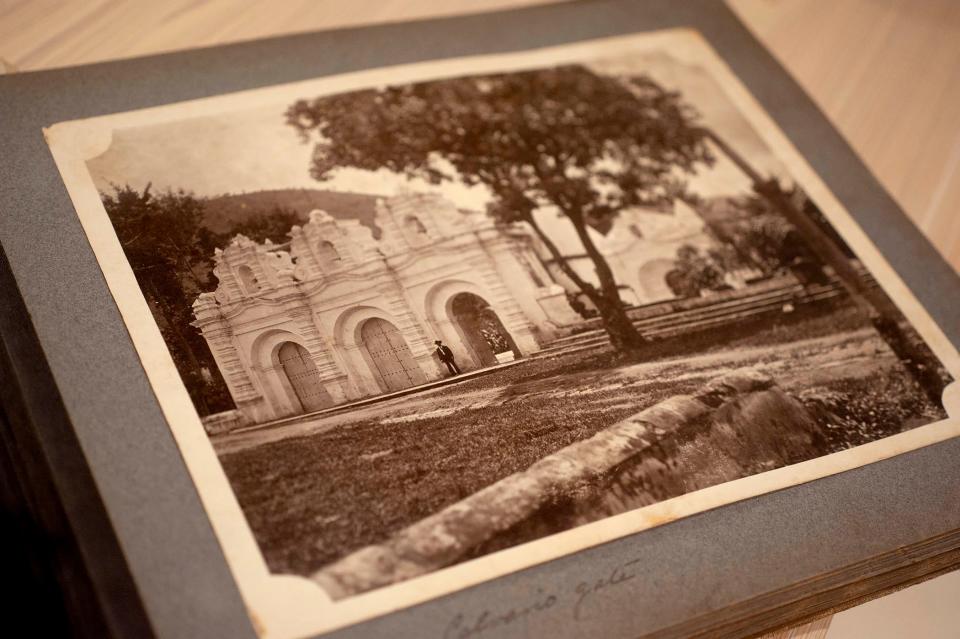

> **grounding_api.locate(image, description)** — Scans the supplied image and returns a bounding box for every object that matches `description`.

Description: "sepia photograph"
[45,29,959,636]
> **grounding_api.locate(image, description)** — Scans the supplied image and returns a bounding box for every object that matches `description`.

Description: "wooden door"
[360,318,422,392]
[278,342,333,413]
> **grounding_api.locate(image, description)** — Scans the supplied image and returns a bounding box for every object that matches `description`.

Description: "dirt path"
[213,327,889,456]
[215,317,937,576]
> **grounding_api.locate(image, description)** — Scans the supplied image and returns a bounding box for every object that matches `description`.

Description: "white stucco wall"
[531,199,718,306]
[193,192,557,424]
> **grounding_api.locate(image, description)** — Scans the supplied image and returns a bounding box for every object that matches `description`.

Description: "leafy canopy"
[286,65,713,227]
[101,185,305,415]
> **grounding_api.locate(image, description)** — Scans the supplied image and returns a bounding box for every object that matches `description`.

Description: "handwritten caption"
[443,558,642,639]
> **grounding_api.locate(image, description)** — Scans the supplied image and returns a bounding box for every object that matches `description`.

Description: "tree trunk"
[524,215,600,300]
[524,214,645,352]
[706,129,947,404]
[566,211,646,352]
[141,273,211,414]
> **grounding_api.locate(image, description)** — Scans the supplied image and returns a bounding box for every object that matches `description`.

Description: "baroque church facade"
[193,191,719,428]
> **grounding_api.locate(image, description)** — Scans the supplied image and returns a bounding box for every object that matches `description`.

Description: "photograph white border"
[45,28,960,639]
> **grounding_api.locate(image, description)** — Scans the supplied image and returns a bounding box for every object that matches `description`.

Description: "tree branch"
[524,214,601,302]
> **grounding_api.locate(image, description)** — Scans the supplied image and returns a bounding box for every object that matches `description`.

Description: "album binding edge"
[0,243,154,639]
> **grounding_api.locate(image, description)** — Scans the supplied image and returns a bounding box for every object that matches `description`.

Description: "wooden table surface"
[2,2,958,638]
[1,0,957,274]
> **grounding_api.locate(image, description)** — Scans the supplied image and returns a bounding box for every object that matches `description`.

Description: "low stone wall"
[312,370,828,599]
[561,275,800,336]
[200,409,248,435]
[627,274,800,321]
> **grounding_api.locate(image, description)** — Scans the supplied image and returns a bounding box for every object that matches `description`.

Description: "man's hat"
[434,340,442,344]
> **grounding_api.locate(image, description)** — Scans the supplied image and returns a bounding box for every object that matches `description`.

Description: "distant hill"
[203,188,380,236]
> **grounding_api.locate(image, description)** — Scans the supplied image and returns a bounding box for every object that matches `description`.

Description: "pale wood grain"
[1,0,956,272]
[761,616,830,639]
[728,0,960,273]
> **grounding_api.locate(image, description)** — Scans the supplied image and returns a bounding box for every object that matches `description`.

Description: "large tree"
[102,185,232,414]
[705,130,948,402]
[225,205,302,245]
[103,186,313,414]
[285,65,712,352]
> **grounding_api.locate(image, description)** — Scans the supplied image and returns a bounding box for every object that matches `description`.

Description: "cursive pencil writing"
[444,589,558,639]
[572,558,642,620]
[442,557,643,637]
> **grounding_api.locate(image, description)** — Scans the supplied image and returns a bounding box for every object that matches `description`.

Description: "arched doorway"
[637,258,676,303]
[278,342,334,413]
[360,318,424,392]
[450,293,520,368]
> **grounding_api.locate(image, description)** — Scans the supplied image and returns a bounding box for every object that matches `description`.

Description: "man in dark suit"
[434,340,461,375]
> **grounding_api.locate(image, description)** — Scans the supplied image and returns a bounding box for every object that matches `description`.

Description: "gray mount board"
[0,1,958,638]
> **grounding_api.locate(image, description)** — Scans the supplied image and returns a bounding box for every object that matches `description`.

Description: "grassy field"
[217,303,947,577]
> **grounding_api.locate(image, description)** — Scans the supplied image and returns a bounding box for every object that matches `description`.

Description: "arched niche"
[317,240,341,266]
[277,342,334,413]
[636,258,677,303]
[357,317,424,392]
[332,305,426,396]
[449,292,520,367]
[249,329,315,418]
[237,264,261,294]
[422,279,519,370]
